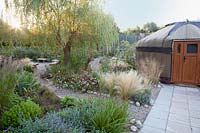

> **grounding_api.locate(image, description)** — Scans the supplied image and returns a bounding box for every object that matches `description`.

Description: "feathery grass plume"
[116,70,144,100]
[100,70,144,100]
[99,72,119,96]
[137,58,164,86]
[0,57,18,114]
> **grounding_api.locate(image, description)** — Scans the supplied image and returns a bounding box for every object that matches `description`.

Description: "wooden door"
[172,41,200,84]
[172,41,184,83]
[182,42,199,84]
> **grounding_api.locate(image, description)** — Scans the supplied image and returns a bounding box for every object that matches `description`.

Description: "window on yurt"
[187,44,198,54]
[177,44,181,53]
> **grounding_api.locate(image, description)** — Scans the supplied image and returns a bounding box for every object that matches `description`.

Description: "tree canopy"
[5,0,118,65]
[119,22,160,44]
[143,22,159,33]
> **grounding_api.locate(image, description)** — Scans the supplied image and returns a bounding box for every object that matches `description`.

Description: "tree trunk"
[96,43,99,51]
[84,56,92,70]
[63,45,71,65]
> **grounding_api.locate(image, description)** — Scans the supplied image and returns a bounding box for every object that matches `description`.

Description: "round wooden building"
[136,21,200,85]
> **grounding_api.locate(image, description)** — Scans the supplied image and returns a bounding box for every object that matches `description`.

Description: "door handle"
[184,56,186,62]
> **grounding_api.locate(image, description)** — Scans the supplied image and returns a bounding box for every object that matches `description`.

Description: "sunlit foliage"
[5,0,118,65]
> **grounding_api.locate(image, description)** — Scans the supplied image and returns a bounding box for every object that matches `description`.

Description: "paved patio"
[139,84,200,133]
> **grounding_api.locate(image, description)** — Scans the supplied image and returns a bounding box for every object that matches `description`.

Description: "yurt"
[136,21,200,85]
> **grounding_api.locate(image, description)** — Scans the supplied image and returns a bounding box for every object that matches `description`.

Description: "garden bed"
[33,61,162,132]
[0,56,163,132]
[129,85,161,123]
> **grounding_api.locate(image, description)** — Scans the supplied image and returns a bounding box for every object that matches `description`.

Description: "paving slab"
[189,110,200,119]
[144,117,167,130]
[168,113,190,126]
[173,94,188,99]
[172,96,188,103]
[155,98,171,106]
[170,106,189,116]
[188,100,200,106]
[188,95,200,100]
[167,120,191,133]
[191,127,200,133]
[139,125,165,133]
[140,84,200,133]
[147,109,169,120]
[190,118,200,128]
[152,103,170,112]
[189,105,200,111]
[171,101,189,110]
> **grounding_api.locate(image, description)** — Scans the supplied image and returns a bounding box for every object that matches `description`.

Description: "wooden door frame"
[172,40,200,85]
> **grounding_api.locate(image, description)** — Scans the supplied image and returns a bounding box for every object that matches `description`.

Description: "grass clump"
[137,58,164,85]
[23,64,34,73]
[90,99,128,132]
[100,70,144,100]
[0,58,18,114]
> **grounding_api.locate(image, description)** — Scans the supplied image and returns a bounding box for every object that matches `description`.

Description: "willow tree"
[8,0,118,65]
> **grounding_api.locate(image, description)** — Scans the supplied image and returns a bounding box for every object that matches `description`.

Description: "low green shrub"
[60,98,128,133]
[51,65,99,92]
[125,45,136,69]
[78,71,99,92]
[16,71,38,95]
[23,65,34,73]
[3,93,24,111]
[53,72,80,91]
[60,96,77,108]
[100,61,112,73]
[131,89,152,105]
[27,87,61,113]
[50,64,72,78]
[12,99,128,133]
[12,112,85,133]
[13,48,41,60]
[1,99,42,128]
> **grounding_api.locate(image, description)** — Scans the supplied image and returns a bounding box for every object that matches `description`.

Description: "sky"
[0,0,21,28]
[104,0,200,31]
[1,0,200,31]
